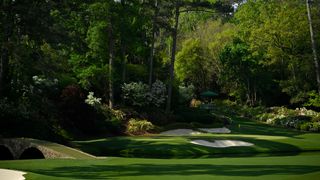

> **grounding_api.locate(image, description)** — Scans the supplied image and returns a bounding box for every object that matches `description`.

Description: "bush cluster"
[121,80,166,107]
[126,118,154,135]
[257,107,320,132]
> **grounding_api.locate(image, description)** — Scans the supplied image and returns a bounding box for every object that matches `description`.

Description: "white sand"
[191,140,254,148]
[0,169,26,180]
[160,129,202,136]
[198,127,231,134]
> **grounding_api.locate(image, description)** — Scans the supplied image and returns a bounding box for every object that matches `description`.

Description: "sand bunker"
[160,129,202,136]
[198,127,231,134]
[191,140,254,148]
[0,169,26,180]
[160,127,232,136]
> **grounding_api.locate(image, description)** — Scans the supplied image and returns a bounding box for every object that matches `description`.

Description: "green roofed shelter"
[200,91,218,97]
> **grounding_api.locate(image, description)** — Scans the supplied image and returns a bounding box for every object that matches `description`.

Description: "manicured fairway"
[1,118,320,179]
[73,117,320,158]
[73,133,320,158]
[1,152,320,179]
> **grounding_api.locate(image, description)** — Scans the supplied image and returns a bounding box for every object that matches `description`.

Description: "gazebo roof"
[200,91,218,97]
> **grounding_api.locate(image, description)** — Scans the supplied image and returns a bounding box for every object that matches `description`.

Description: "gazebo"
[199,90,218,110]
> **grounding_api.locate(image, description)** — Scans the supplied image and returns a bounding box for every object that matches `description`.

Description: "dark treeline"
[0,0,319,140]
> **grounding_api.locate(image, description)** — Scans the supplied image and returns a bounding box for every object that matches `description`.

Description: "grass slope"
[1,153,320,179]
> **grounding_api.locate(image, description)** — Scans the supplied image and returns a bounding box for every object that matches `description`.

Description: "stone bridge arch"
[0,144,14,160]
[19,147,45,159]
[0,138,70,160]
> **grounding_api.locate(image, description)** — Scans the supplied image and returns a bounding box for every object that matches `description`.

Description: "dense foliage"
[1,0,320,140]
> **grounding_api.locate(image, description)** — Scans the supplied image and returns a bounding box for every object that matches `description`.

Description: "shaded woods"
[0,0,319,140]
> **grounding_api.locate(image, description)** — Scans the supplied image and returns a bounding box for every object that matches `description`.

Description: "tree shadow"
[29,163,320,179]
[75,136,303,159]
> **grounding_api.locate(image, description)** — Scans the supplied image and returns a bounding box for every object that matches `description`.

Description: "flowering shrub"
[126,118,154,135]
[256,106,320,132]
[150,80,167,107]
[85,92,102,107]
[33,75,58,86]
[122,82,150,107]
[27,75,60,96]
[122,80,166,107]
[190,99,202,108]
[111,109,126,121]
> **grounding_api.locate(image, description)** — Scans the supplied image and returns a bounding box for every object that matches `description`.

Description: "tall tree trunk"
[166,3,180,113]
[120,0,126,84]
[246,78,251,105]
[307,0,320,94]
[0,1,13,98]
[148,0,158,87]
[108,23,114,109]
[121,41,126,83]
[0,49,9,98]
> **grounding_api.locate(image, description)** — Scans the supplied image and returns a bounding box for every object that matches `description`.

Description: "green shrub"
[178,84,195,105]
[211,100,238,116]
[305,90,320,107]
[240,106,266,118]
[300,122,320,132]
[309,122,320,132]
[300,123,310,131]
[311,114,320,122]
[127,119,154,135]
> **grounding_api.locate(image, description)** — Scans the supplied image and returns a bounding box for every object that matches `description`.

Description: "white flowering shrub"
[122,80,167,107]
[150,80,167,107]
[122,82,150,107]
[85,92,102,107]
[256,106,320,132]
[30,75,59,95]
[32,75,58,86]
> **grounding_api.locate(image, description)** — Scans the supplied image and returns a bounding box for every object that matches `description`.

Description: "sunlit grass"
[1,152,320,179]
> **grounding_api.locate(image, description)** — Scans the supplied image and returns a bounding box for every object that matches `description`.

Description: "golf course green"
[73,117,320,158]
[1,117,320,179]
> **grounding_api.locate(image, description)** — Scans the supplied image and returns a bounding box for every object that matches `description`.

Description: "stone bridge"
[0,138,73,160]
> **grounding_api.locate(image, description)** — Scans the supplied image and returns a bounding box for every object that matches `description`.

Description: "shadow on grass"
[75,136,303,159]
[30,164,320,179]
